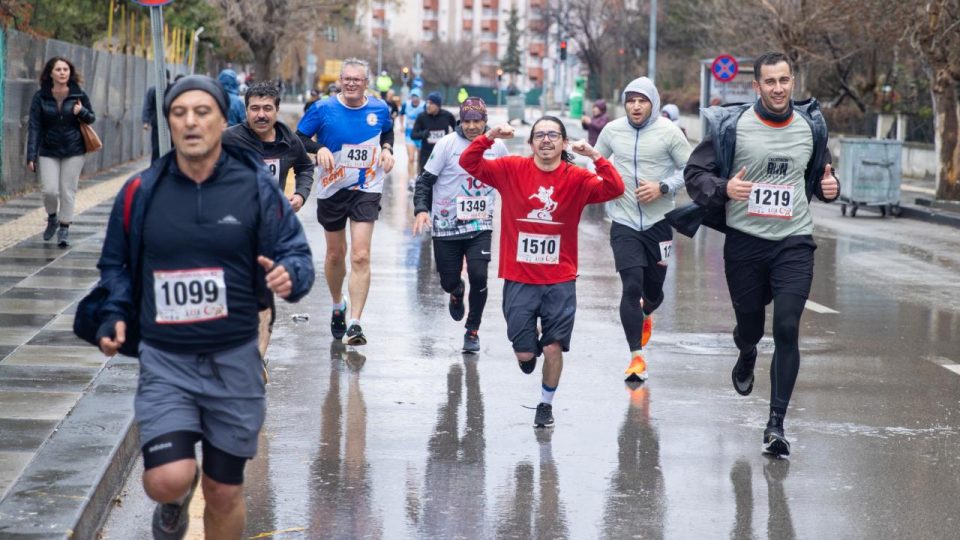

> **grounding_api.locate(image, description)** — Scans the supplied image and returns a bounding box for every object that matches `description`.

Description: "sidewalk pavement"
[0,158,146,538]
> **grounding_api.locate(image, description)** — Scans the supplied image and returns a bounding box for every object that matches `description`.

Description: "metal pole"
[648,0,657,83]
[150,6,170,156]
[189,26,204,75]
[377,33,383,75]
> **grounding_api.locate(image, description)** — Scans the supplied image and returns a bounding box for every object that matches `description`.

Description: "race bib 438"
[340,144,377,169]
[154,268,228,324]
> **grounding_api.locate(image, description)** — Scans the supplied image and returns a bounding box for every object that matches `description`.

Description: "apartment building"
[358,0,555,90]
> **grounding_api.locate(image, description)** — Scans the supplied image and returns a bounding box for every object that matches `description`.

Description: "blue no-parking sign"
[711,55,739,82]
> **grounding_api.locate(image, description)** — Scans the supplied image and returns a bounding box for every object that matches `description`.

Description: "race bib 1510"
[517,232,560,265]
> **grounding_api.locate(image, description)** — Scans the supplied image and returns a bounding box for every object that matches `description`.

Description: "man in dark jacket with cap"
[223,80,314,360]
[411,91,456,173]
[96,75,314,539]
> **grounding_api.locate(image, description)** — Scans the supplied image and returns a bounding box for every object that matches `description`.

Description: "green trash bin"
[568,76,586,118]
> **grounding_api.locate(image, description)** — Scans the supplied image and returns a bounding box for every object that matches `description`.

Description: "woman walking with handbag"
[27,56,96,247]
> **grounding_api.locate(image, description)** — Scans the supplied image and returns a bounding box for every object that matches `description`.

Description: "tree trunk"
[933,73,960,201]
[253,44,276,82]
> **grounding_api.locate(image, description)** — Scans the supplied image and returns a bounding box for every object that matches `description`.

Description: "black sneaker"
[345,323,367,345]
[463,329,480,353]
[518,357,536,374]
[331,305,347,339]
[43,215,58,241]
[762,411,791,457]
[534,402,554,428]
[448,282,465,321]
[732,346,757,396]
[152,466,200,540]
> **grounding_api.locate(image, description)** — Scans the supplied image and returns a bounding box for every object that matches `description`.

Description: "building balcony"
[423,0,439,11]
[527,66,544,80]
[372,8,385,19]
[481,0,498,9]
[423,9,439,20]
[480,19,498,33]
[463,19,474,31]
[528,42,545,57]
[423,19,439,31]
[480,31,497,41]
[529,0,547,9]
[528,19,547,33]
[464,0,474,8]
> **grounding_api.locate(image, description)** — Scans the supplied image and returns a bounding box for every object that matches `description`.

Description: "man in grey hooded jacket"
[594,77,691,383]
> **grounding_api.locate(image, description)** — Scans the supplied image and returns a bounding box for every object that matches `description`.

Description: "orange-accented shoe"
[624,353,648,382]
[641,315,654,348]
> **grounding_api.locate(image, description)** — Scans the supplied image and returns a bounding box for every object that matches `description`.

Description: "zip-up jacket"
[668,98,837,236]
[222,120,315,201]
[95,144,315,344]
[27,82,96,161]
[412,108,456,168]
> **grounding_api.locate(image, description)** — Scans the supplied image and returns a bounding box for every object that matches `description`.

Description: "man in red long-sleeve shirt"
[459,116,624,428]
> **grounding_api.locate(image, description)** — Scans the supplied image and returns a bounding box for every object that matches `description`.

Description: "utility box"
[506,95,525,123]
[838,138,903,217]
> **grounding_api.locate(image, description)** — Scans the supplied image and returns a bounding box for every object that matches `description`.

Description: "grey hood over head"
[621,77,661,130]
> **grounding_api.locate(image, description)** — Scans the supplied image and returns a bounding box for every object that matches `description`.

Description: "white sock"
[540,383,556,405]
[332,300,346,311]
[349,318,361,328]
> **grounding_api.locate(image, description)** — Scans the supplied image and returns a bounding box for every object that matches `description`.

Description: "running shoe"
[534,402,554,428]
[624,353,648,383]
[42,215,58,241]
[732,347,757,396]
[344,323,367,345]
[463,329,480,353]
[152,466,200,540]
[641,314,654,347]
[518,357,536,374]
[762,411,791,457]
[56,227,69,248]
[331,305,347,339]
[449,283,465,321]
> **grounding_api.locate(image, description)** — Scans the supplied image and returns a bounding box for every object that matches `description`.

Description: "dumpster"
[568,76,586,118]
[838,138,903,217]
[506,95,525,123]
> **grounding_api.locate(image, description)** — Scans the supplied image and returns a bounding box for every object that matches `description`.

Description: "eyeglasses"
[532,131,562,142]
[761,76,793,89]
[341,77,367,85]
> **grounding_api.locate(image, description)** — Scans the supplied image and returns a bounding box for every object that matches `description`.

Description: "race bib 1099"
[154,268,228,324]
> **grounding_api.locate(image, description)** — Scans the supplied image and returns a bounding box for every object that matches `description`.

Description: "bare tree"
[421,38,483,99]
[216,0,353,81]
[908,0,960,200]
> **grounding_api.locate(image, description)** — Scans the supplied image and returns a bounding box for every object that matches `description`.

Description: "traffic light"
[401,66,410,83]
[496,68,503,82]
[559,40,567,61]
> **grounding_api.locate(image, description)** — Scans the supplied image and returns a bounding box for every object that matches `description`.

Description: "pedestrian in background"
[581,99,609,146]
[218,69,247,126]
[142,69,171,163]
[27,56,96,248]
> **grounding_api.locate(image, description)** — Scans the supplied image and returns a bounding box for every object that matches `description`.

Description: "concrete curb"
[0,356,138,539]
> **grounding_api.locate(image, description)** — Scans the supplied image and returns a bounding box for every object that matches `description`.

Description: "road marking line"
[804,300,838,314]
[942,364,960,376]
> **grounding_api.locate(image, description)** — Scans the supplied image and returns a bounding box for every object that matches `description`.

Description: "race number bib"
[427,130,445,144]
[456,196,488,221]
[748,183,794,218]
[264,158,280,183]
[154,268,228,324]
[340,144,376,169]
[517,232,560,265]
[658,240,673,266]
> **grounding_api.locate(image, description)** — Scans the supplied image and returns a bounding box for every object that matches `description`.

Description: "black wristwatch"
[659,182,670,195]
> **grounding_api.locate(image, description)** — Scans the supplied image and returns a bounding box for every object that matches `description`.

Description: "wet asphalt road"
[101,128,960,539]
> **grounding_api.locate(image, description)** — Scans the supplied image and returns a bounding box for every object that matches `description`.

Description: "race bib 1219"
[748,183,794,219]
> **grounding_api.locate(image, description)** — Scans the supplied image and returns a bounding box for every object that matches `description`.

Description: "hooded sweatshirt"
[595,77,692,232]
[218,69,247,127]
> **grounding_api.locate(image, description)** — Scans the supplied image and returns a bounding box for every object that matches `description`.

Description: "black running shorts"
[316,190,382,232]
[723,229,817,313]
[609,219,673,276]
[502,280,576,356]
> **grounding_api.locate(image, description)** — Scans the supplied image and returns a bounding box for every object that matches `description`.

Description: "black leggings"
[733,293,805,415]
[439,256,488,331]
[618,266,665,351]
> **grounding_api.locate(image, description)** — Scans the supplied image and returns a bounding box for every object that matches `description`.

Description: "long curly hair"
[40,56,83,89]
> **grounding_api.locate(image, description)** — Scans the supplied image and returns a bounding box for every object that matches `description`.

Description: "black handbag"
[74,285,141,357]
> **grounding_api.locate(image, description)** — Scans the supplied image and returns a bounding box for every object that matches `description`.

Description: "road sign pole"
[150,6,170,156]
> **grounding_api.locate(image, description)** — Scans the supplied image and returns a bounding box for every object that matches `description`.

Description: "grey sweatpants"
[38,155,85,223]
